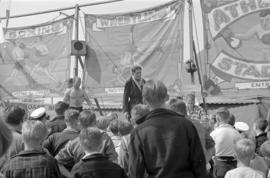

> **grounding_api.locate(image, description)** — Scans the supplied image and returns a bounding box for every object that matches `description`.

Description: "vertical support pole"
[188,0,195,84]
[74,4,79,77]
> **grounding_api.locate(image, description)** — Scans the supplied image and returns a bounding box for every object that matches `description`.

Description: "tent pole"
[0,0,124,20]
[74,5,79,77]
[188,0,195,84]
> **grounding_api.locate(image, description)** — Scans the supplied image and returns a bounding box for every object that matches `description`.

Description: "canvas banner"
[0,17,73,98]
[84,0,184,96]
[201,0,270,96]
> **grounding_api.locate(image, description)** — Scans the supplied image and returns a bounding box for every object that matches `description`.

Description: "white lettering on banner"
[5,21,68,39]
[0,101,54,112]
[208,0,270,38]
[92,2,179,30]
[105,88,124,94]
[212,52,270,80]
[235,81,270,89]
[12,90,50,97]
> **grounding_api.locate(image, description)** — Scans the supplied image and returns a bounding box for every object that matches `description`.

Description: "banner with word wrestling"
[84,0,185,96]
[201,0,270,97]
[0,17,73,98]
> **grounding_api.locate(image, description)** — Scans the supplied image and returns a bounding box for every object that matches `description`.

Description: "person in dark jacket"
[47,101,69,136]
[254,119,268,155]
[129,79,207,178]
[122,65,145,120]
[71,127,127,178]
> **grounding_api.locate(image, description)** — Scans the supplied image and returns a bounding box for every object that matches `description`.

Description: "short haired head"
[78,110,96,129]
[54,101,69,115]
[64,109,80,126]
[131,65,142,74]
[80,127,103,153]
[6,106,26,126]
[131,104,150,125]
[169,100,187,116]
[228,114,236,126]
[142,80,168,107]
[109,119,133,136]
[234,138,255,162]
[255,119,268,132]
[216,107,230,123]
[66,78,73,88]
[96,116,112,130]
[73,77,81,88]
[260,140,270,158]
[0,113,12,157]
[22,120,48,147]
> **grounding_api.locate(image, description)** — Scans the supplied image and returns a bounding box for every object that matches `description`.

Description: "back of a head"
[78,110,96,129]
[64,109,80,125]
[55,101,69,115]
[96,116,112,130]
[216,107,230,123]
[131,104,150,125]
[6,106,26,126]
[228,114,236,126]
[80,127,103,152]
[234,138,255,161]
[142,80,168,106]
[169,100,187,116]
[22,120,48,146]
[255,119,268,132]
[67,78,73,88]
[260,140,270,158]
[0,113,12,157]
[109,119,133,136]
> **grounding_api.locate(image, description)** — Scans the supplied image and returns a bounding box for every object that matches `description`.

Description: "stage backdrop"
[84,0,185,97]
[201,0,270,98]
[0,17,73,98]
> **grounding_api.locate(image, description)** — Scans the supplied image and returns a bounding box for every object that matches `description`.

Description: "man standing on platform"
[123,65,145,120]
[63,77,92,112]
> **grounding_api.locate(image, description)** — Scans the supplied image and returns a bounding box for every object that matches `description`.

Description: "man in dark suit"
[122,65,145,120]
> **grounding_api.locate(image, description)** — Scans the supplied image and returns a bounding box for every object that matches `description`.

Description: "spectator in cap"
[224,138,265,178]
[71,127,127,178]
[129,80,206,178]
[43,109,80,157]
[47,101,69,136]
[30,107,50,123]
[210,107,241,178]
[2,120,61,178]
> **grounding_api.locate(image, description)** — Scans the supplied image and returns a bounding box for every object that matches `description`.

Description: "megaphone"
[71,40,86,56]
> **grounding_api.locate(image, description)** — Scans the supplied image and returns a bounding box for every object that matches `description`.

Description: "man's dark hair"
[55,101,69,115]
[131,65,142,74]
[255,119,268,132]
[228,114,236,126]
[6,106,26,126]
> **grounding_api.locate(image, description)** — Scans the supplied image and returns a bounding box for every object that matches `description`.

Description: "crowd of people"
[0,66,270,178]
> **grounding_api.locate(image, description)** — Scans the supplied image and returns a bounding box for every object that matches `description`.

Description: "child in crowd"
[119,104,149,175]
[225,138,265,178]
[2,120,61,178]
[108,119,133,162]
[260,140,270,169]
[254,119,268,155]
[96,115,115,131]
[71,127,127,178]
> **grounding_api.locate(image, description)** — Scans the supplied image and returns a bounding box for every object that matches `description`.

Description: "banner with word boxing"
[201,0,270,97]
[0,17,73,98]
[84,0,185,96]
